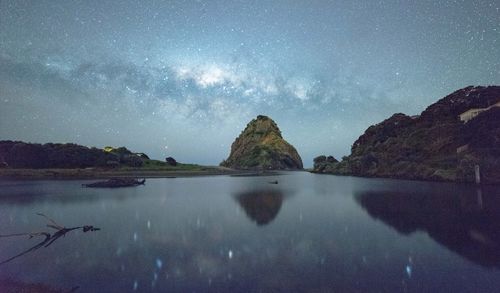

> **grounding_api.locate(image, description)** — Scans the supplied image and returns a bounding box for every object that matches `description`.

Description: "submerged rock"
[221,115,303,170]
[82,178,146,188]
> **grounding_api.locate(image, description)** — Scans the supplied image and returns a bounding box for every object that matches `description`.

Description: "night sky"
[1,1,499,166]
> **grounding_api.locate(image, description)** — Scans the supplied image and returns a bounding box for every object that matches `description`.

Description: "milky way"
[1,0,499,166]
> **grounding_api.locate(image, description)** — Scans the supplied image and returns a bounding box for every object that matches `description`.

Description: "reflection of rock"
[355,188,500,268]
[235,190,284,226]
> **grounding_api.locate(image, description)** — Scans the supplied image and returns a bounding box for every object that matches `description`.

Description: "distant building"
[103,146,115,152]
[459,101,500,123]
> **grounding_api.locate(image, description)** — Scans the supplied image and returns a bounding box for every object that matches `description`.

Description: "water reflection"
[234,189,284,226]
[0,180,141,205]
[0,279,79,293]
[355,187,500,268]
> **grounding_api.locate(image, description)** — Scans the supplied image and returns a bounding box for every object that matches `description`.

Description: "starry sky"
[1,0,499,166]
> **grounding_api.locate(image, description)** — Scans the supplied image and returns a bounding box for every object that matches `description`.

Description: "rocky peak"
[244,115,282,137]
[221,115,303,170]
[351,113,413,154]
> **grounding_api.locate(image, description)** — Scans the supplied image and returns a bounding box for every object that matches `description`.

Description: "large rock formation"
[313,86,500,183]
[221,115,303,170]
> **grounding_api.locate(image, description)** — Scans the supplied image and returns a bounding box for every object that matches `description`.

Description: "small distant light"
[133,232,138,242]
[228,250,233,259]
[133,280,138,291]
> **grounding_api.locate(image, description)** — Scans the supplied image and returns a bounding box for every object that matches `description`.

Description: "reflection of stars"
[405,265,412,278]
[406,256,413,278]
[156,258,163,269]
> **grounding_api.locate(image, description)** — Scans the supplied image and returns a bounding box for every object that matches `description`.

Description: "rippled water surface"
[1,172,500,292]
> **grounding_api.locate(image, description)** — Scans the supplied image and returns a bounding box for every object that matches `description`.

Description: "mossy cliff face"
[313,86,500,183]
[221,115,303,170]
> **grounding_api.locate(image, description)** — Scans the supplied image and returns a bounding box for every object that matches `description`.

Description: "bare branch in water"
[0,232,50,239]
[0,233,51,265]
[36,212,64,230]
[0,213,100,265]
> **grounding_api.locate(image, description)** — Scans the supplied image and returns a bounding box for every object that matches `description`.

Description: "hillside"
[313,86,500,183]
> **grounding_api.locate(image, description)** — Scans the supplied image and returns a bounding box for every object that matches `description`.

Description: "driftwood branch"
[0,213,100,265]
[37,212,64,230]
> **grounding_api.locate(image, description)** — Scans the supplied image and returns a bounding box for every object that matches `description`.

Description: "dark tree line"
[0,141,145,169]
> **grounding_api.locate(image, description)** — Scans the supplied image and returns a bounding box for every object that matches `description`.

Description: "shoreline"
[309,170,500,185]
[0,167,281,180]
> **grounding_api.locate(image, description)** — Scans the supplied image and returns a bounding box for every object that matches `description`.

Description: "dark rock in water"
[313,155,338,172]
[221,115,303,170]
[312,85,500,183]
[165,157,177,166]
[83,178,146,188]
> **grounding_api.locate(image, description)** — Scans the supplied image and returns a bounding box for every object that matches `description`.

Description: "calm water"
[1,172,500,292]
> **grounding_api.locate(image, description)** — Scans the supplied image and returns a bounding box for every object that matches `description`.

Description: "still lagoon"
[1,172,500,292]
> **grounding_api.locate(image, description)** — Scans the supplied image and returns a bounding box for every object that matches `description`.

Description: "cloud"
[285,78,313,102]
[3,53,389,118]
